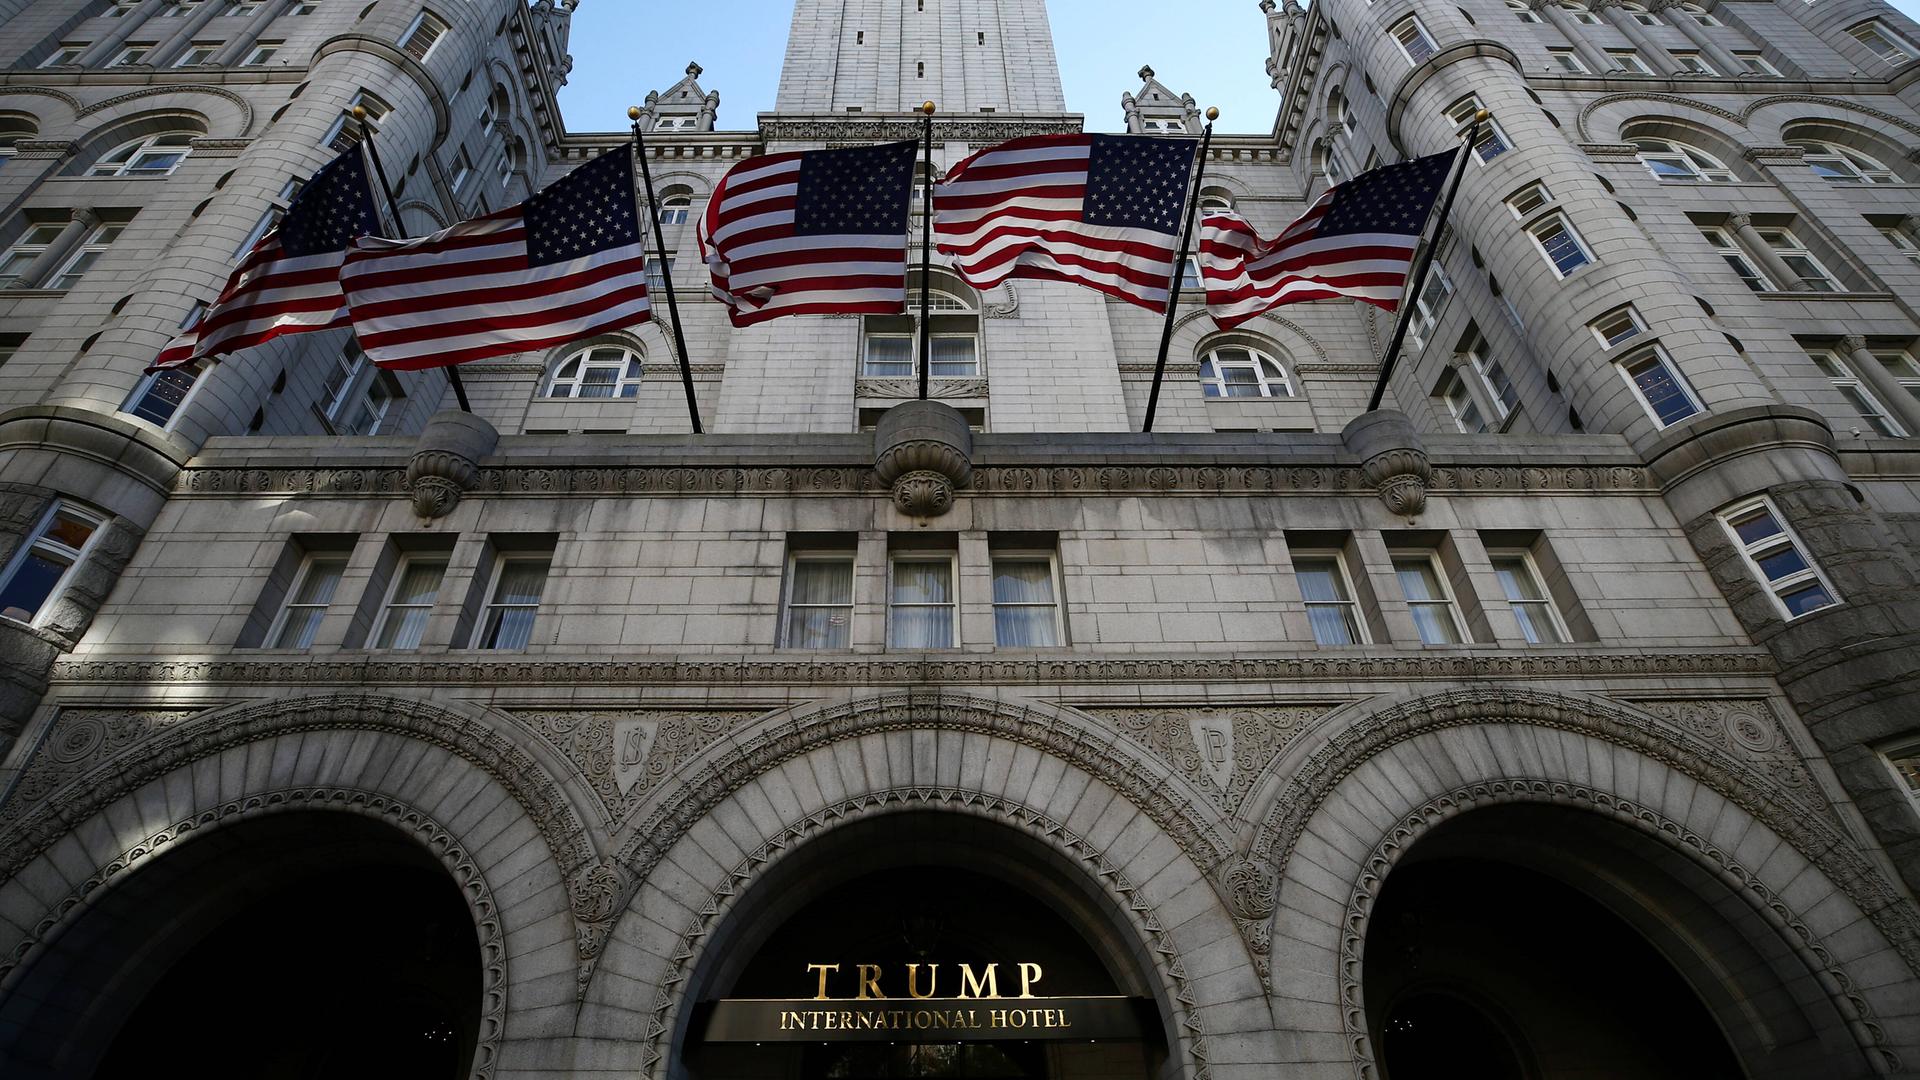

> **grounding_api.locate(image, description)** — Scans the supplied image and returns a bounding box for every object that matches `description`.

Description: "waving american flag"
[1200,150,1456,330]
[341,144,651,370]
[935,133,1198,313]
[696,141,917,327]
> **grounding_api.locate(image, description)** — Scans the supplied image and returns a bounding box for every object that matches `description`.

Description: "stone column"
[1592,0,1684,73]
[1648,0,1746,74]
[1842,334,1920,436]
[1531,0,1620,72]
[1,208,98,291]
[1726,212,1810,291]
[149,0,234,68]
[208,0,299,66]
[71,0,171,67]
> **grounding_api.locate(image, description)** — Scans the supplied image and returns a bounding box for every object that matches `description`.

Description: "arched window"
[1678,3,1720,26]
[1560,1,1601,24]
[1620,1,1661,25]
[0,116,36,169]
[544,344,644,398]
[657,186,693,225]
[1632,137,1736,182]
[1199,187,1234,215]
[1792,140,1897,184]
[87,131,196,177]
[1199,342,1293,398]
[1507,0,1541,23]
[862,272,981,379]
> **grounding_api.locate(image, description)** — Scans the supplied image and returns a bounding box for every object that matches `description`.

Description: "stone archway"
[1254,695,1920,1079]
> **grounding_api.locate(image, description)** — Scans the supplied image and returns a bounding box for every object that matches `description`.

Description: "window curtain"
[375,561,445,649]
[889,560,952,648]
[992,560,1058,646]
[480,561,549,649]
[787,560,853,648]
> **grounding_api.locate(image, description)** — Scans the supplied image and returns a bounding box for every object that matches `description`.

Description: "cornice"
[757,114,1085,144]
[47,648,1776,689]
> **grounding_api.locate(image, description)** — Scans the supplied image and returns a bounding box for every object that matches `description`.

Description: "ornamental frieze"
[0,707,217,819]
[1072,703,1341,815]
[512,707,773,825]
[169,461,1655,497]
[1616,696,1829,817]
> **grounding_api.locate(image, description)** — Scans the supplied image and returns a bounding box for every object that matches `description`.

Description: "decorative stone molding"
[633,786,1213,1080]
[1743,145,1805,162]
[407,409,499,519]
[854,377,989,400]
[1343,409,1432,517]
[872,400,974,517]
[1738,95,1920,139]
[74,84,256,133]
[1574,92,1744,142]
[511,707,772,825]
[1249,687,1920,978]
[0,787,507,1080]
[47,648,1776,690]
[761,117,1083,144]
[1073,703,1340,815]
[1333,778,1901,1079]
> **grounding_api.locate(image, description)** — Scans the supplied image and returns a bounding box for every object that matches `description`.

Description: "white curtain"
[375,561,445,649]
[786,560,853,648]
[992,560,1058,646]
[480,561,549,649]
[889,560,953,648]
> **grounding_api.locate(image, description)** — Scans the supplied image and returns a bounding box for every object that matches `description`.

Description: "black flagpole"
[354,106,471,413]
[1366,111,1483,413]
[917,101,936,402]
[1141,106,1218,434]
[629,106,703,434]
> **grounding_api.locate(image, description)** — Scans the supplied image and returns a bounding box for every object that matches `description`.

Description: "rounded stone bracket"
[872,400,974,517]
[406,409,499,520]
[1342,409,1432,517]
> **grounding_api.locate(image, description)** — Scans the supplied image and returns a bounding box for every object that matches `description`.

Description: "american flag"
[1199,150,1456,330]
[696,141,917,327]
[148,145,381,371]
[341,144,650,370]
[935,133,1198,313]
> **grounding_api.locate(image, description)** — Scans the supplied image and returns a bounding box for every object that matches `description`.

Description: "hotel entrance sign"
[700,962,1154,1043]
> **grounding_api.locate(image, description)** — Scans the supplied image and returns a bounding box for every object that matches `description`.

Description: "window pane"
[891,560,952,605]
[129,367,198,425]
[1394,559,1443,602]
[271,606,326,649]
[289,558,346,607]
[389,560,446,607]
[1295,560,1346,603]
[1754,544,1809,583]
[1629,357,1698,425]
[1728,508,1782,547]
[995,605,1058,647]
[1491,557,1543,602]
[992,560,1054,604]
[492,561,549,607]
[479,606,538,650]
[792,559,854,606]
[375,606,432,649]
[44,511,98,551]
[930,336,977,376]
[1511,602,1563,644]
[786,606,850,649]
[1306,605,1358,646]
[0,551,69,622]
[1409,602,1462,644]
[1778,581,1834,617]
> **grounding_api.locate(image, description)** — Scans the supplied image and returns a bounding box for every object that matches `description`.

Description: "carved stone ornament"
[1342,409,1432,516]
[407,409,499,519]
[872,400,974,517]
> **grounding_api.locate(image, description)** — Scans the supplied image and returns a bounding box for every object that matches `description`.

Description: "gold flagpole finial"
[921,101,937,115]
[1205,106,1220,122]
[627,106,643,121]
[1475,108,1491,122]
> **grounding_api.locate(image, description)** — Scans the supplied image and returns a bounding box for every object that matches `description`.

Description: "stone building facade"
[0,0,1919,1077]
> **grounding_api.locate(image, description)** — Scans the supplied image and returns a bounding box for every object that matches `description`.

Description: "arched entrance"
[670,810,1176,1080]
[1362,803,1871,1080]
[0,810,487,1080]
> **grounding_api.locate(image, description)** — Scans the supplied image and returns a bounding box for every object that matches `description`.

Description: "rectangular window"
[1507,182,1552,219]
[321,340,367,422]
[1547,48,1589,73]
[42,43,89,67]
[992,553,1062,647]
[1883,740,1920,810]
[339,372,396,436]
[1734,50,1781,75]
[1848,21,1920,64]
[1699,227,1771,292]
[863,334,913,377]
[243,41,280,65]
[1719,499,1839,619]
[1406,265,1451,351]
[1392,553,1467,644]
[1294,551,1367,645]
[1621,345,1703,427]
[400,11,450,62]
[1872,349,1920,406]
[1446,96,1509,162]
[1608,49,1654,74]
[324,92,392,153]
[1809,349,1904,436]
[1527,213,1592,277]
[173,42,221,66]
[1468,337,1519,419]
[111,43,155,66]
[1879,226,1920,267]
[1390,16,1438,64]
[888,555,955,649]
[1589,305,1645,349]
[125,362,201,427]
[370,556,447,649]
[0,502,105,627]
[47,223,124,291]
[267,552,349,648]
[1672,50,1717,74]
[1442,374,1488,433]
[296,3,321,13]
[781,552,855,649]
[1757,228,1839,291]
[644,256,674,298]
[448,146,473,193]
[1489,552,1566,643]
[472,554,550,649]
[930,335,978,377]
[1,223,71,284]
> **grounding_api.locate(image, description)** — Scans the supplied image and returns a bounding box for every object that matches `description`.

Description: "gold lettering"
[959,963,1000,999]
[1018,962,1043,999]
[857,963,884,1000]
[906,963,939,999]
[808,963,840,1000]
[988,1008,1008,1028]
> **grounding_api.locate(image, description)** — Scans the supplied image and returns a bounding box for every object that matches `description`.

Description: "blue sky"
[556,0,1920,135]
